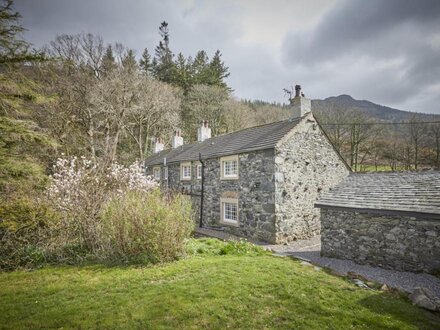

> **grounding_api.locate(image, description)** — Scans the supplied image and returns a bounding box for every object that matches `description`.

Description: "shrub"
[0,197,59,270]
[45,157,157,257]
[100,190,194,263]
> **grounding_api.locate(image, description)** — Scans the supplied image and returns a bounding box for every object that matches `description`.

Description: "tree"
[208,50,230,89]
[121,49,138,73]
[151,21,176,84]
[182,85,229,140]
[191,50,209,85]
[101,44,117,76]
[125,77,181,159]
[408,114,427,170]
[0,0,26,62]
[429,123,440,169]
[174,52,191,93]
[139,48,151,75]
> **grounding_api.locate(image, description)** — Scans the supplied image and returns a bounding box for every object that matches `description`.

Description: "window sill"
[220,176,239,181]
[220,219,240,227]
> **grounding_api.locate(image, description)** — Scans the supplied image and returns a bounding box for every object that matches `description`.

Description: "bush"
[100,190,194,263]
[0,197,59,270]
[45,157,157,257]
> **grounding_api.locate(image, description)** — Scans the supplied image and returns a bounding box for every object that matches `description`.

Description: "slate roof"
[145,117,302,166]
[315,171,440,217]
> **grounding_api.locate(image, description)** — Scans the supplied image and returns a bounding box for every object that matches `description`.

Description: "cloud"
[282,0,440,113]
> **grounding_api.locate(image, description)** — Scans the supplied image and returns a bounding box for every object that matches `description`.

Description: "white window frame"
[220,197,239,226]
[220,155,239,180]
[180,162,191,181]
[163,166,168,180]
[153,167,161,181]
[196,163,202,179]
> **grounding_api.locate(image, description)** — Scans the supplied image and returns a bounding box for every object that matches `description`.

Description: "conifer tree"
[139,48,151,74]
[151,21,176,84]
[122,49,138,72]
[101,44,117,75]
[209,50,230,89]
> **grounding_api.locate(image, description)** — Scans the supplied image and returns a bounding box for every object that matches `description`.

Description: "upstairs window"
[180,162,191,180]
[196,164,202,179]
[220,155,239,180]
[153,167,161,180]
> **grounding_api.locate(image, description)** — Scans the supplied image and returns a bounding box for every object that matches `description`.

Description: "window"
[153,167,161,180]
[196,164,202,179]
[220,155,239,179]
[163,167,168,180]
[220,198,239,225]
[180,162,191,180]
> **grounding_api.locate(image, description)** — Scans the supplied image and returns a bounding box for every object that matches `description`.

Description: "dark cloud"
[282,0,440,113]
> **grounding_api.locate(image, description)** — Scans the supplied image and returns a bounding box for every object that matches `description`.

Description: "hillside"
[312,95,440,122]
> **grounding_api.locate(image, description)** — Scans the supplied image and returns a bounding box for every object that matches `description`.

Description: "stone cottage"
[145,86,350,243]
[315,172,440,273]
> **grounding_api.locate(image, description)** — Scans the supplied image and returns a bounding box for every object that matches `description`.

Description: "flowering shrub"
[45,157,158,259]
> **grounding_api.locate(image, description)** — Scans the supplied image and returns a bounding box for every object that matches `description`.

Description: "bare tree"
[408,115,427,170]
[125,77,181,159]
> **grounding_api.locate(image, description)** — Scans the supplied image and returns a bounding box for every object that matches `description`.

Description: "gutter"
[198,152,205,228]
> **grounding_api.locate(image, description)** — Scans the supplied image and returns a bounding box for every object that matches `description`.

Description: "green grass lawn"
[0,239,439,329]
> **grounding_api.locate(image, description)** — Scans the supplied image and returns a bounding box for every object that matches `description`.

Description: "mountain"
[312,95,439,122]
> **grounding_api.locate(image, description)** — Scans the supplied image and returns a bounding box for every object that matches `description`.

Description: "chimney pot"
[153,136,164,153]
[295,85,301,97]
[171,129,184,148]
[197,120,212,142]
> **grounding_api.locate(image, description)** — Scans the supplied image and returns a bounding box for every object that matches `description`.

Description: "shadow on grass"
[358,293,440,329]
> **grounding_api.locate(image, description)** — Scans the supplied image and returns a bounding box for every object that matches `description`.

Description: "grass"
[0,238,439,329]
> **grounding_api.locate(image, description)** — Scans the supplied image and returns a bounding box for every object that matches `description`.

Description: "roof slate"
[145,118,302,166]
[315,171,440,217]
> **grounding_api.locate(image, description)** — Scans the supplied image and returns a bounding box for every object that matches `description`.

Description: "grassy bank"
[0,239,439,329]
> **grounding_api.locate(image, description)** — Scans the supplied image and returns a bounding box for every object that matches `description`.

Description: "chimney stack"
[197,120,211,142]
[153,137,164,154]
[171,129,183,149]
[291,84,311,118]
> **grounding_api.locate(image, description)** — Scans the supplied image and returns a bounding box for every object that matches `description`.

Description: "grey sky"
[15,0,440,114]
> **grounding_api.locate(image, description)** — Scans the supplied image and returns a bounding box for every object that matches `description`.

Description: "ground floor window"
[220,198,239,225]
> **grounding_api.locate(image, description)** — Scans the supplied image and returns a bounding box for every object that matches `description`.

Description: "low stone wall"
[321,208,440,273]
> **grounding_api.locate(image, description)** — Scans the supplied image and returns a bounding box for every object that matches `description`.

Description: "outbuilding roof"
[145,117,302,166]
[315,171,440,218]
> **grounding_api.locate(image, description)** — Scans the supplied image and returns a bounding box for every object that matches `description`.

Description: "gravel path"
[266,235,440,299]
[195,228,440,299]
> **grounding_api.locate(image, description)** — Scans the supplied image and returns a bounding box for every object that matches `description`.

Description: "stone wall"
[147,149,277,243]
[274,113,350,243]
[321,208,440,273]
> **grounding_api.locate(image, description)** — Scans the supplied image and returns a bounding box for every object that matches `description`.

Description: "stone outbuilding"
[145,86,350,243]
[316,172,440,274]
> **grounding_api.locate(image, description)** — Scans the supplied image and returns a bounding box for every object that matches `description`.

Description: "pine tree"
[139,48,151,74]
[191,50,209,85]
[152,21,176,84]
[122,49,138,72]
[208,50,230,89]
[101,44,117,76]
[174,52,191,93]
